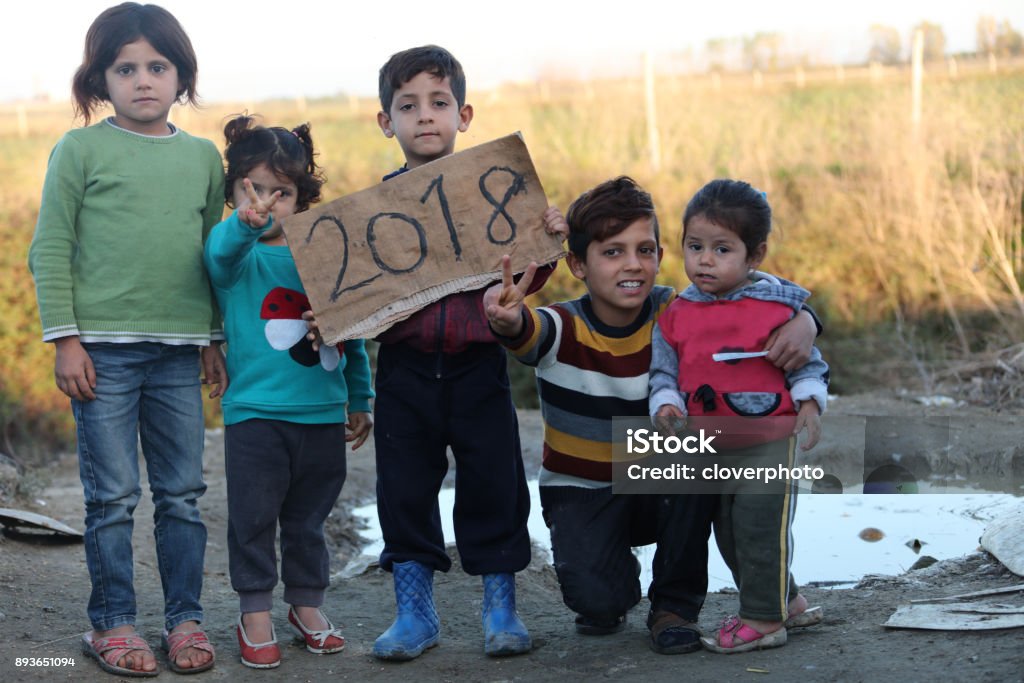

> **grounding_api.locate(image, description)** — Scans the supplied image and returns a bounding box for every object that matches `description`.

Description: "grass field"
[2,60,1022,461]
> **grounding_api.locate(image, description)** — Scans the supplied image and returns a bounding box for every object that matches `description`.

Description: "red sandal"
[81,631,159,677]
[288,607,346,654]
[237,615,281,669]
[700,615,787,654]
[161,627,215,674]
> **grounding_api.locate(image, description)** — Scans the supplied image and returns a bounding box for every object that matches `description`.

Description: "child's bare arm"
[346,411,373,450]
[764,310,816,372]
[793,400,822,450]
[54,336,96,401]
[484,255,537,338]
[543,206,569,241]
[236,178,280,228]
[302,310,325,352]
[200,342,229,398]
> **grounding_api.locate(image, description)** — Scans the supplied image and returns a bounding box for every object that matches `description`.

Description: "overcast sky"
[4,0,1021,103]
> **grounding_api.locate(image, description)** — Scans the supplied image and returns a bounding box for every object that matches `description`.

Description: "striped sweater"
[503,285,675,488]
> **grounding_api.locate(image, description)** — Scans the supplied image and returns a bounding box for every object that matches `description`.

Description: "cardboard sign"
[282,133,564,345]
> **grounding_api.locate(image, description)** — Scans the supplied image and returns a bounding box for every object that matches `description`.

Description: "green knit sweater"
[29,119,225,343]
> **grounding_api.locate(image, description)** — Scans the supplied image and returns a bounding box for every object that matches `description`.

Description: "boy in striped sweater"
[484,177,818,654]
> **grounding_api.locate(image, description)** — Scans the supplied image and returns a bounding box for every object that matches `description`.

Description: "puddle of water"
[351,484,1021,592]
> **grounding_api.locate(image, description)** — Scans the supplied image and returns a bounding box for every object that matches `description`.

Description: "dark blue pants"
[374,343,531,575]
[541,485,717,623]
[225,419,347,612]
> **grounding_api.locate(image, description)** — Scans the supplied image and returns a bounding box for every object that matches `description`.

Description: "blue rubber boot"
[372,561,440,661]
[481,573,531,656]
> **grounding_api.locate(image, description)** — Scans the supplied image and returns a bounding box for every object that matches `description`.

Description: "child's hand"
[793,401,822,450]
[484,255,537,338]
[237,177,280,228]
[302,310,323,352]
[654,404,686,436]
[543,206,569,241]
[764,310,815,372]
[346,411,373,450]
[200,342,229,398]
[54,336,96,401]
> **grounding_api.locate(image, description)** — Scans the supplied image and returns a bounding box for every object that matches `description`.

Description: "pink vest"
[659,296,796,446]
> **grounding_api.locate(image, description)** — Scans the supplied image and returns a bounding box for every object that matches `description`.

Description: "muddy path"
[1,395,1022,682]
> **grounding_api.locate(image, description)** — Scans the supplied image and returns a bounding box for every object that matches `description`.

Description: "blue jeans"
[73,342,208,632]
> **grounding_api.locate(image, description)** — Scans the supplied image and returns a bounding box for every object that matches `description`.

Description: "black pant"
[540,485,717,622]
[374,342,531,575]
[225,419,347,612]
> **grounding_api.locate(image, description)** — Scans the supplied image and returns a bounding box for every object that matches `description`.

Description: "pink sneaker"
[700,615,787,654]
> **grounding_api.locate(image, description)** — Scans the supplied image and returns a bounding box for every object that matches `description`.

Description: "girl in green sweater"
[28,3,224,677]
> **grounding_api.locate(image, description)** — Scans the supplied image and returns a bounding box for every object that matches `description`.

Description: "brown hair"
[72,3,199,124]
[222,115,324,213]
[378,45,466,113]
[566,176,660,260]
[683,179,771,256]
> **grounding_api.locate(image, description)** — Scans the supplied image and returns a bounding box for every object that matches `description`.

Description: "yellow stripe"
[509,307,543,357]
[777,437,797,618]
[546,424,610,463]
[571,316,653,356]
[546,424,648,464]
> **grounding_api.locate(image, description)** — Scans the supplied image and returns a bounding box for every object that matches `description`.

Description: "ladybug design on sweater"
[260,287,341,370]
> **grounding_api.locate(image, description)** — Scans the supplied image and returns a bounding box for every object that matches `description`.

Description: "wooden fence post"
[911,28,923,129]
[644,50,662,173]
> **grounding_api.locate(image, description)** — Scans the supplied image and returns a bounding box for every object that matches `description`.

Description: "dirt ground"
[1,393,1023,682]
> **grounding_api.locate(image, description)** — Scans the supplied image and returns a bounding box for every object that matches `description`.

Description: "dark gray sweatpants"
[225,419,347,613]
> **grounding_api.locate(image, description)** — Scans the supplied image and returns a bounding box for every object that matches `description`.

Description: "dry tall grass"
[2,63,1022,457]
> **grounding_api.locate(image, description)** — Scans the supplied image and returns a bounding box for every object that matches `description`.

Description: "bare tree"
[705,37,729,73]
[977,15,998,55]
[742,32,782,71]
[995,19,1024,56]
[913,21,946,61]
[869,24,902,65]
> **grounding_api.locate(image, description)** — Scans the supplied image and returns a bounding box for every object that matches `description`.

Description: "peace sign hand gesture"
[237,177,280,228]
[484,254,537,338]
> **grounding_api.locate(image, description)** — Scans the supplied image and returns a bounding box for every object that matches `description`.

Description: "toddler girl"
[649,179,827,653]
[204,115,374,669]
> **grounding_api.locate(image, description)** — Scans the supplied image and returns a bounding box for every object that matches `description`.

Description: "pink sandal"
[700,615,787,654]
[81,632,159,677]
[161,628,216,674]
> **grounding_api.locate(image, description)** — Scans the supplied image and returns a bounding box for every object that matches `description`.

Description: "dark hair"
[378,45,466,112]
[682,179,771,255]
[565,176,660,260]
[222,115,324,213]
[72,3,199,125]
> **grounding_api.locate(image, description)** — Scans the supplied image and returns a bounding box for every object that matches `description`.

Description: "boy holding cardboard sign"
[368,45,566,660]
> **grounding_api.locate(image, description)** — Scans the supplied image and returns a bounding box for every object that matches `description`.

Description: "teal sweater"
[204,211,374,425]
[28,119,225,343]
